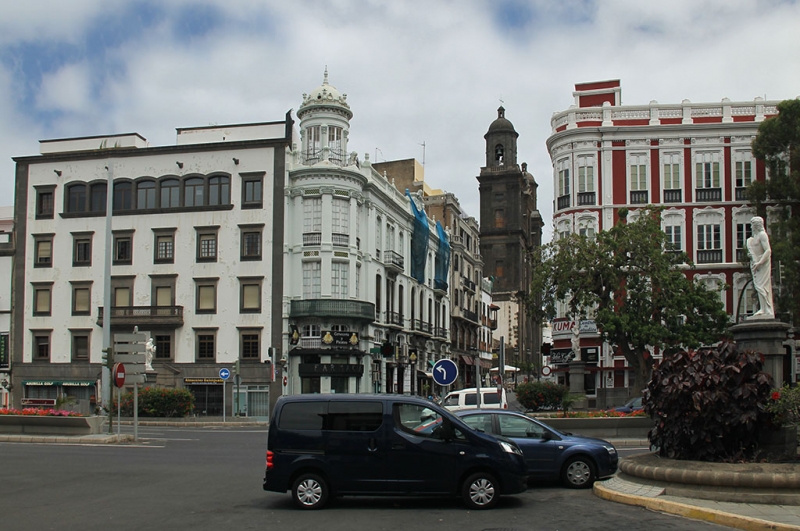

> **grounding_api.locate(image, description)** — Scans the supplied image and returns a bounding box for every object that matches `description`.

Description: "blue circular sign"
[219,368,231,380]
[432,359,458,386]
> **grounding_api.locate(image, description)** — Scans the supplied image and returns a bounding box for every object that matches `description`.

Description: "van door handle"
[368,438,378,452]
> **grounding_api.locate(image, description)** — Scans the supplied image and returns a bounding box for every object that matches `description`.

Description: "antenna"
[419,141,426,166]
[375,147,384,162]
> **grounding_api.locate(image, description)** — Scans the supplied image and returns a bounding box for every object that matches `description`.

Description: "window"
[34,235,53,267]
[241,329,260,359]
[66,184,87,213]
[89,183,107,213]
[153,230,175,264]
[305,125,321,163]
[495,260,504,278]
[113,233,133,265]
[303,197,322,233]
[185,177,204,207]
[160,178,180,208]
[196,280,218,314]
[663,153,681,190]
[33,332,51,359]
[332,197,349,235]
[71,331,90,361]
[579,226,595,239]
[242,174,264,208]
[376,216,382,256]
[494,209,505,229]
[665,225,682,251]
[114,286,131,307]
[329,126,344,163]
[332,262,349,299]
[72,233,93,266]
[71,283,91,316]
[630,154,647,191]
[33,283,52,316]
[695,153,720,188]
[208,175,230,206]
[302,324,321,338]
[136,180,156,210]
[697,224,721,250]
[240,277,263,313]
[113,181,133,211]
[303,261,321,299]
[155,285,172,307]
[394,402,461,440]
[155,334,172,359]
[240,225,263,261]
[736,222,752,261]
[577,156,594,193]
[36,187,55,219]
[557,161,570,197]
[196,227,219,262]
[196,331,216,360]
[735,159,753,188]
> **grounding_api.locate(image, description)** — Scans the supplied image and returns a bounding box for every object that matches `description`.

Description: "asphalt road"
[0,426,728,531]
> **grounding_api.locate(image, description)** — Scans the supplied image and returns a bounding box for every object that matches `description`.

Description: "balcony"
[332,233,349,247]
[463,309,479,323]
[695,188,722,202]
[629,190,648,204]
[577,191,596,206]
[462,276,476,293]
[488,318,497,330]
[386,311,404,328]
[383,250,404,273]
[434,327,448,339]
[412,319,433,335]
[735,187,748,201]
[557,194,571,210]
[697,249,723,264]
[290,299,376,322]
[303,232,322,246]
[663,189,682,203]
[97,306,184,330]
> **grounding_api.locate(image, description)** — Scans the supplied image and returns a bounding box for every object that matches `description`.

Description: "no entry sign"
[112,362,126,388]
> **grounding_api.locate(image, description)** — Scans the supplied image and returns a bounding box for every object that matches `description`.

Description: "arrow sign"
[432,359,458,386]
[219,368,231,380]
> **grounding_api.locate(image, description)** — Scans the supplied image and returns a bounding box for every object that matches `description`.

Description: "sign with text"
[551,319,598,339]
[0,333,8,370]
[321,331,360,347]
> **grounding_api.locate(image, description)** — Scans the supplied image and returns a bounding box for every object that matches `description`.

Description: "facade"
[545,80,792,406]
[0,206,12,407]
[10,118,291,416]
[477,107,544,374]
[282,73,451,398]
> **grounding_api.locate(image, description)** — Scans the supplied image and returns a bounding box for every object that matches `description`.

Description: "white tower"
[297,68,353,166]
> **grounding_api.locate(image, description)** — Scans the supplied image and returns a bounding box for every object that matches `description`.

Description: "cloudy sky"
[2,0,799,240]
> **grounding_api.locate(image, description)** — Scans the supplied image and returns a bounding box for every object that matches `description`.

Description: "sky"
[1,0,799,241]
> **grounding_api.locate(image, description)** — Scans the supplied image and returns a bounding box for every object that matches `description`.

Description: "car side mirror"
[541,430,555,441]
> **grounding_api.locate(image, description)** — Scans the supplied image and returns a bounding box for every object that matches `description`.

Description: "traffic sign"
[115,353,146,364]
[113,342,146,353]
[114,333,147,343]
[113,363,126,388]
[432,359,458,386]
[219,368,231,380]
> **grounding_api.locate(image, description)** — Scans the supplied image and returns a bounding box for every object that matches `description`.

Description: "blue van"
[263,394,528,510]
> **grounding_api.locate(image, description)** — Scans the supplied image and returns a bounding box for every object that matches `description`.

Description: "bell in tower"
[484,106,519,168]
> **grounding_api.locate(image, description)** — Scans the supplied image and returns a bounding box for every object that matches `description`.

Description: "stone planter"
[536,416,655,439]
[758,426,799,460]
[0,415,104,435]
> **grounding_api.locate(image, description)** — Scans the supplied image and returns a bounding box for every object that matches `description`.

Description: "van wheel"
[291,473,329,509]
[462,472,499,509]
[561,456,596,488]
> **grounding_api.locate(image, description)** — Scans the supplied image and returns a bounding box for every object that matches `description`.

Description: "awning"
[490,365,520,372]
[461,355,473,365]
[479,359,492,369]
[23,380,94,386]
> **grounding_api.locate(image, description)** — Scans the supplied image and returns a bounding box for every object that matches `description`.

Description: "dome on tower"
[297,68,353,120]
[486,106,517,135]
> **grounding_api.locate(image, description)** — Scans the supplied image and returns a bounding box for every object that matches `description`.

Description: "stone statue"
[746,216,774,319]
[145,338,156,371]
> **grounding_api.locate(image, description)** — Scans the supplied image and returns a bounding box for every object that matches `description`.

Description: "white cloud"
[1,0,799,242]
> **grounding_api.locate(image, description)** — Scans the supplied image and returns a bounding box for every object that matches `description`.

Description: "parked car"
[614,396,643,414]
[263,394,528,510]
[455,409,618,488]
[441,387,508,412]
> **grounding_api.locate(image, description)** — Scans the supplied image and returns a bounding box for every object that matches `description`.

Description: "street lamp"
[409,351,417,395]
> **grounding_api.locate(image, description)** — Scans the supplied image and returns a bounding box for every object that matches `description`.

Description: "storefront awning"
[23,380,94,386]
[461,355,473,365]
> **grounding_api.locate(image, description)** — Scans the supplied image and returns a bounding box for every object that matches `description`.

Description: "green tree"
[748,98,800,323]
[527,206,730,397]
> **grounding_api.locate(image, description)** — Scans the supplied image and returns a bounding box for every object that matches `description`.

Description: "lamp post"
[409,351,417,395]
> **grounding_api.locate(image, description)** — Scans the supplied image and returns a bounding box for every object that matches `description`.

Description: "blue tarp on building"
[406,189,429,284]
[434,221,450,291]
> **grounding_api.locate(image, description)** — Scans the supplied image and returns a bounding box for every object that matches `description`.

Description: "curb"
[593,481,800,531]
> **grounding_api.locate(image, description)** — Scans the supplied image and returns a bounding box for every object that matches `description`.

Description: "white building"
[0,205,13,407]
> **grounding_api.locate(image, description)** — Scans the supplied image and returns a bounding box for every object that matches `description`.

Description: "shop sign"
[582,347,599,363]
[321,331,360,347]
[184,377,224,385]
[298,363,364,377]
[549,348,575,364]
[551,319,597,339]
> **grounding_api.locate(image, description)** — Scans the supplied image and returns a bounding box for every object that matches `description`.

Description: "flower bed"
[0,408,103,435]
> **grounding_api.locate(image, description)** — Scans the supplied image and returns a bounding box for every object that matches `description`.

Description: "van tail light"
[266,450,274,471]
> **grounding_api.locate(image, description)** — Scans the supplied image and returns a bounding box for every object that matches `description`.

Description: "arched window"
[89,183,107,213]
[160,178,180,208]
[495,144,504,164]
[184,177,204,207]
[137,180,157,210]
[66,183,86,213]
[209,175,230,206]
[113,181,132,211]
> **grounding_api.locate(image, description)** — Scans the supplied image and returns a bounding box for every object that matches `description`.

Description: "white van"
[442,387,508,412]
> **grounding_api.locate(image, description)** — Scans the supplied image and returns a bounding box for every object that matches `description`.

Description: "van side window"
[442,394,459,407]
[279,401,326,430]
[326,401,383,432]
[393,403,465,440]
[482,393,500,405]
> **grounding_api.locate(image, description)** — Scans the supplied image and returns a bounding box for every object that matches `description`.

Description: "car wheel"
[462,472,499,510]
[561,456,596,489]
[291,473,329,509]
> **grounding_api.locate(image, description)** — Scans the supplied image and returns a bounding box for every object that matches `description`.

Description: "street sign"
[113,342,146,353]
[432,359,458,386]
[115,353,146,364]
[219,368,231,380]
[114,333,147,343]
[125,374,147,384]
[113,363,126,388]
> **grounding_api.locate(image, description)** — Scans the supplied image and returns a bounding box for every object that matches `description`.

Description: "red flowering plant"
[0,407,84,417]
[767,385,800,429]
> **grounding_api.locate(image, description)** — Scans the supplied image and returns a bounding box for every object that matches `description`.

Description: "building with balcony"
[283,72,450,397]
[10,117,292,415]
[545,79,784,406]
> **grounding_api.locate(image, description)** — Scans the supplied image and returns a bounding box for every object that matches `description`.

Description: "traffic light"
[541,343,552,356]
[234,359,240,375]
[380,341,394,357]
[102,347,114,369]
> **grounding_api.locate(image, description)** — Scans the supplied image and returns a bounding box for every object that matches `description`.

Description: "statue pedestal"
[568,361,589,409]
[729,319,790,387]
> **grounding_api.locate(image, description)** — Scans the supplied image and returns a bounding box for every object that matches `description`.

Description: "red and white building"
[545,80,785,407]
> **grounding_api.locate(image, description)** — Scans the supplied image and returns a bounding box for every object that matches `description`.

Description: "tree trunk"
[623,350,654,398]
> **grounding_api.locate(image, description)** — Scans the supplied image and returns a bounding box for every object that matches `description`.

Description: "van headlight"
[499,441,523,456]
[603,445,617,456]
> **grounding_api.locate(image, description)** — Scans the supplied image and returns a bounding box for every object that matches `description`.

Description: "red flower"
[771,391,781,401]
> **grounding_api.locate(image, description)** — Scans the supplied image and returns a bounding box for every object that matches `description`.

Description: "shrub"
[767,385,800,428]
[645,341,775,462]
[515,381,568,411]
[115,387,195,417]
